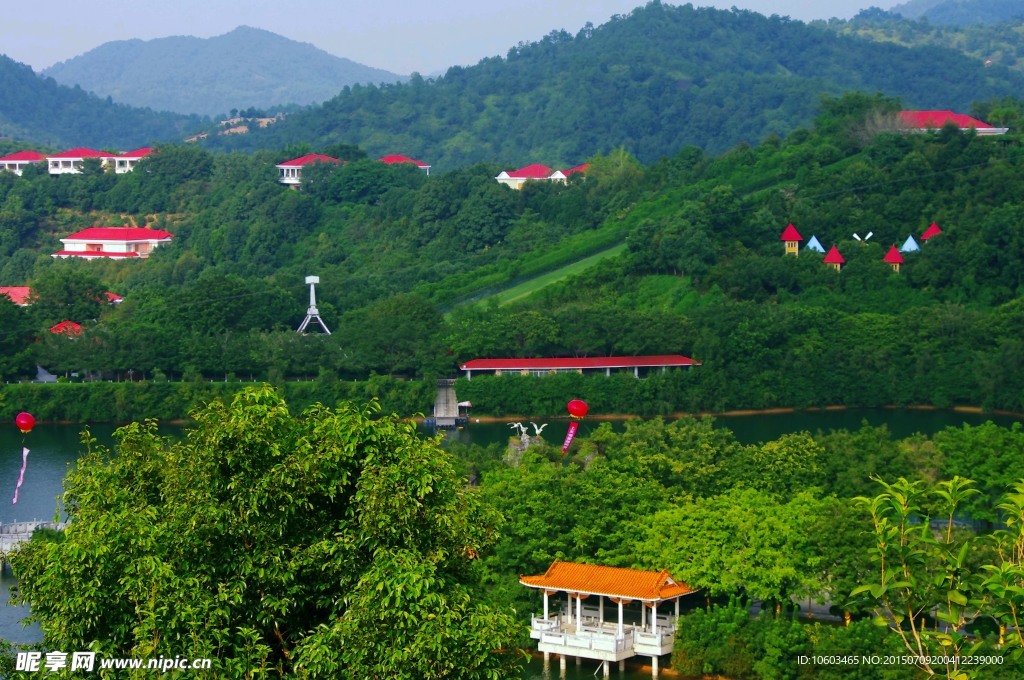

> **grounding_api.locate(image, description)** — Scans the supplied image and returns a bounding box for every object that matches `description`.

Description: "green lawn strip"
[486,243,628,306]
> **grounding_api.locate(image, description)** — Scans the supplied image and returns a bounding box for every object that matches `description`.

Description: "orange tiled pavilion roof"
[520,561,695,602]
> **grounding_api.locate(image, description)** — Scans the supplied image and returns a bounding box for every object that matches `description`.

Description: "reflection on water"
[0,566,39,644]
[520,655,663,679]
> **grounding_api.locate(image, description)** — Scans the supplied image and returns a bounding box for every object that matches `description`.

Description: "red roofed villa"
[823,245,845,271]
[114,147,154,174]
[0,286,32,306]
[53,227,173,260]
[899,111,1008,136]
[460,354,699,380]
[496,163,588,190]
[49,320,83,336]
[521,560,697,674]
[780,223,803,256]
[379,154,431,175]
[0,150,46,176]
[47,148,114,175]
[275,154,340,186]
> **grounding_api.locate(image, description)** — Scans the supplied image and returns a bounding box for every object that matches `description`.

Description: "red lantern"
[15,412,35,434]
[567,399,589,419]
[562,399,589,455]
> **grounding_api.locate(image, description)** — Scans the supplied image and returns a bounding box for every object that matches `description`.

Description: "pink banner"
[12,447,28,504]
[561,421,579,455]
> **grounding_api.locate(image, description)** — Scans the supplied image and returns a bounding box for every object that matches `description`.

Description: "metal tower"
[296,276,331,334]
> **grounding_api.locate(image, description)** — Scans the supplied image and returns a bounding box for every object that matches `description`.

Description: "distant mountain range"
[42,26,407,117]
[890,0,1024,25]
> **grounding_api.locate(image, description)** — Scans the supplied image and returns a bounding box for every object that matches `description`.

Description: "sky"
[5,0,897,76]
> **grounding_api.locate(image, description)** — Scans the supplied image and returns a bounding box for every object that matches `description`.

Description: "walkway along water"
[0,520,68,564]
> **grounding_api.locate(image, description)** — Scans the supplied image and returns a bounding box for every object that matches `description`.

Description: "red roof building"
[0,286,32,306]
[275,154,340,186]
[0,150,46,176]
[921,222,942,241]
[495,163,587,190]
[521,561,698,666]
[899,111,1008,135]
[49,320,83,336]
[822,245,845,271]
[460,354,699,379]
[114,147,154,174]
[883,245,905,273]
[53,227,173,260]
[47,148,114,175]
[379,154,431,175]
[780,223,803,256]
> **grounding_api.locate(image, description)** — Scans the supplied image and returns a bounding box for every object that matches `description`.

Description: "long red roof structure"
[62,227,173,241]
[379,154,429,167]
[900,110,998,130]
[0,150,46,163]
[460,355,700,371]
[275,154,339,168]
[520,561,695,602]
[505,163,554,179]
[48,147,110,159]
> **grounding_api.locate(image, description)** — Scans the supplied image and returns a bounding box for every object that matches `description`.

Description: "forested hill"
[890,0,1024,25]
[199,2,1024,166]
[42,27,407,117]
[0,55,204,148]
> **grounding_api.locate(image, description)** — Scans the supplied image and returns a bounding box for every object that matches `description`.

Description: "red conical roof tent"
[779,224,802,241]
[921,222,942,240]
[883,246,905,265]
[822,245,845,265]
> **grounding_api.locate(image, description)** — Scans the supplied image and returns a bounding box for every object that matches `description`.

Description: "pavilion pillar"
[633,367,639,378]
[617,600,624,636]
[652,655,659,679]
[642,602,647,629]
[560,654,566,675]
[653,601,658,635]
[675,597,680,620]
[543,591,549,621]
[576,594,582,633]
[567,593,573,625]
[600,595,605,625]
[603,659,610,678]
[618,660,625,672]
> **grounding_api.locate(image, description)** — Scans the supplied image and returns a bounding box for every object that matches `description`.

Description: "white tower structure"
[297,276,331,334]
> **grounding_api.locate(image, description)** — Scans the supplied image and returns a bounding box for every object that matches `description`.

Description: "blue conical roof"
[900,235,920,253]
[806,235,825,253]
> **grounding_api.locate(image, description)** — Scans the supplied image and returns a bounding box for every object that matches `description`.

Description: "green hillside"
[3,92,1024,417]
[199,2,1024,166]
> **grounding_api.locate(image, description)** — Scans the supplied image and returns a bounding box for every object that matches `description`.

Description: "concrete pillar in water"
[603,660,610,678]
[576,656,581,668]
[559,654,566,676]
[618,659,625,672]
[651,655,659,679]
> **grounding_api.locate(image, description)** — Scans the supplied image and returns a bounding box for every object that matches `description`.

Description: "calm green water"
[3,409,1021,647]
[520,655,662,679]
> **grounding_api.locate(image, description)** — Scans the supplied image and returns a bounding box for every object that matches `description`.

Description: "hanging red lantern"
[15,412,35,434]
[562,399,589,455]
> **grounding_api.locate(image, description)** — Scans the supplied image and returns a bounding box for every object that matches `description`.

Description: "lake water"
[2,408,1021,651]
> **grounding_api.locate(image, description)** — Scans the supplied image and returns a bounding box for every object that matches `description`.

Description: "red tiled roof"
[461,355,700,370]
[563,163,590,176]
[521,561,695,602]
[921,222,942,240]
[49,320,83,336]
[47,147,110,159]
[899,110,994,130]
[883,246,905,264]
[506,163,554,179]
[119,147,153,159]
[276,154,339,168]
[822,245,845,265]
[379,154,429,167]
[0,286,32,305]
[780,224,802,241]
[62,227,173,242]
[0,150,46,163]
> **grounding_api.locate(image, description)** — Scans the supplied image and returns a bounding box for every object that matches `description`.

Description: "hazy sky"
[5,0,896,76]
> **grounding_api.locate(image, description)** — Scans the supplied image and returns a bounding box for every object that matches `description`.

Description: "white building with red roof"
[899,111,1008,135]
[114,147,154,174]
[46,147,115,175]
[53,227,173,260]
[496,163,588,190]
[460,354,699,379]
[0,150,46,176]
[379,154,431,174]
[275,154,339,186]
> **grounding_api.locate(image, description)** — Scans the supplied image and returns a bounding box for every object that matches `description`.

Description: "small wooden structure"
[883,245,905,273]
[521,561,697,678]
[780,223,803,256]
[822,245,845,271]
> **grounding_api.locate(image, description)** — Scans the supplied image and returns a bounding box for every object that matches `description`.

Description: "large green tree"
[13,386,523,678]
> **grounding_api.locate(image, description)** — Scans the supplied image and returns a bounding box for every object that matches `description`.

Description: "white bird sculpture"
[530,422,548,436]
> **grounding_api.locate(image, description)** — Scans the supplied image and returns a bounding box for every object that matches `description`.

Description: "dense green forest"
[0,56,204,149]
[198,2,1024,165]
[3,92,1024,417]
